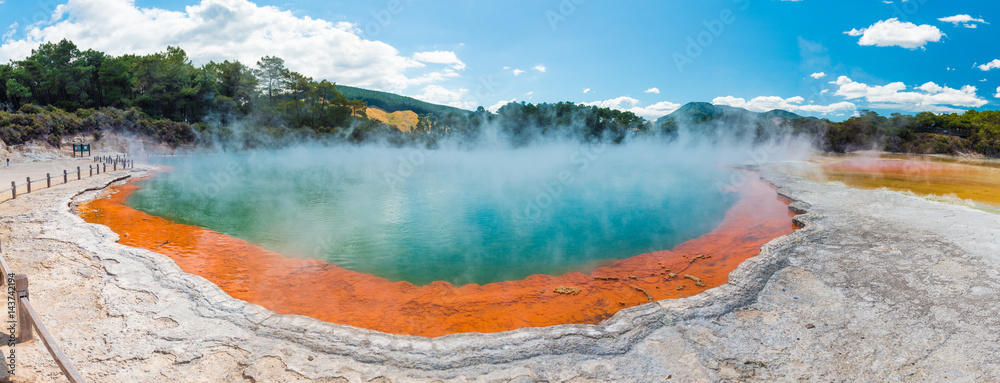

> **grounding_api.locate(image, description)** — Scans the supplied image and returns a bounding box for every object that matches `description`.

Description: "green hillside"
[761,109,806,120]
[337,85,472,117]
[656,102,805,125]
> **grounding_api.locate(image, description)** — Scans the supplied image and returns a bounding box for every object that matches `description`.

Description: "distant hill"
[656,102,806,125]
[652,102,823,143]
[760,109,805,120]
[337,85,472,117]
[366,107,419,132]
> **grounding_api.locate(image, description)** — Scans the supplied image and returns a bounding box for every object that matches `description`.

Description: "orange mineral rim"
[79,173,795,337]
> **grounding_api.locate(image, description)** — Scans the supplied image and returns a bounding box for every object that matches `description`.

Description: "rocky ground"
[0,161,997,382]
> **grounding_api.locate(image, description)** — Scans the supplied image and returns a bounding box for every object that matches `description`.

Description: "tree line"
[0,39,655,149]
[0,39,371,146]
[1,39,999,157]
[814,110,1000,157]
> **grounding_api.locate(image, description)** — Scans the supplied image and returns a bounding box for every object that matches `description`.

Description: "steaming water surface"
[129,145,737,286]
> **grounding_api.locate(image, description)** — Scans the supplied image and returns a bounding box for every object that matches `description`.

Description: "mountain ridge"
[337,85,472,117]
[337,83,809,125]
[657,102,807,125]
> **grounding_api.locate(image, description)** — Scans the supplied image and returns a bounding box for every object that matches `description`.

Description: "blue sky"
[1,0,998,121]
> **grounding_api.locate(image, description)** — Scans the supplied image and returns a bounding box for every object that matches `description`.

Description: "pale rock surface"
[0,162,997,382]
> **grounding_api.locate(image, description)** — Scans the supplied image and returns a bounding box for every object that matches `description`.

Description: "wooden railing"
[0,160,134,204]
[0,241,86,382]
[93,156,134,169]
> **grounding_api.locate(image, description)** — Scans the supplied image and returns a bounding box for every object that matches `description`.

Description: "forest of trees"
[813,109,1000,157]
[1,39,999,157]
[0,39,372,147]
[0,39,655,149]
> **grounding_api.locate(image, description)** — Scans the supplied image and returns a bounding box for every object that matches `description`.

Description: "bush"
[0,105,197,147]
[18,103,43,114]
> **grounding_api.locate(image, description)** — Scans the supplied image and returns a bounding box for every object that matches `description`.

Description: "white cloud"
[644,87,660,94]
[487,98,516,113]
[412,85,475,110]
[829,75,987,112]
[582,88,591,94]
[1,22,16,41]
[978,59,1000,71]
[512,69,525,76]
[412,51,466,70]
[525,91,534,96]
[581,96,681,120]
[820,89,830,94]
[583,96,640,110]
[810,72,826,79]
[845,18,944,49]
[630,101,683,120]
[712,95,856,114]
[532,64,546,73]
[0,0,466,92]
[939,14,986,24]
[995,87,1000,98]
[403,68,461,87]
[938,14,988,28]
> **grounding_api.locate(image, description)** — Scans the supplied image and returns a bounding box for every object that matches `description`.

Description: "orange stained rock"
[78,175,794,337]
[796,155,1000,208]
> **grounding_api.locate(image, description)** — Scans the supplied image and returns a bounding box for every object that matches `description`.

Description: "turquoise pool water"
[128,145,737,286]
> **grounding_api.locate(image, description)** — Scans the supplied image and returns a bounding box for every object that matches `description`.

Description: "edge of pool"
[68,166,815,371]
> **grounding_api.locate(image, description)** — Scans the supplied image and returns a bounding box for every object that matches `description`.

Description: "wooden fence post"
[64,170,68,184]
[77,167,81,180]
[14,274,32,343]
[47,173,51,188]
[103,163,106,173]
[113,162,116,171]
[26,177,30,193]
[10,181,15,199]
[89,165,93,177]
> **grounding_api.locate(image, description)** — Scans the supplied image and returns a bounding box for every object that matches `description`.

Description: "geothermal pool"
[779,154,1000,212]
[80,145,796,336]
[125,146,737,286]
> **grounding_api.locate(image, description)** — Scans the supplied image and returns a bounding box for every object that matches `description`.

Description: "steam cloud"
[128,110,815,286]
